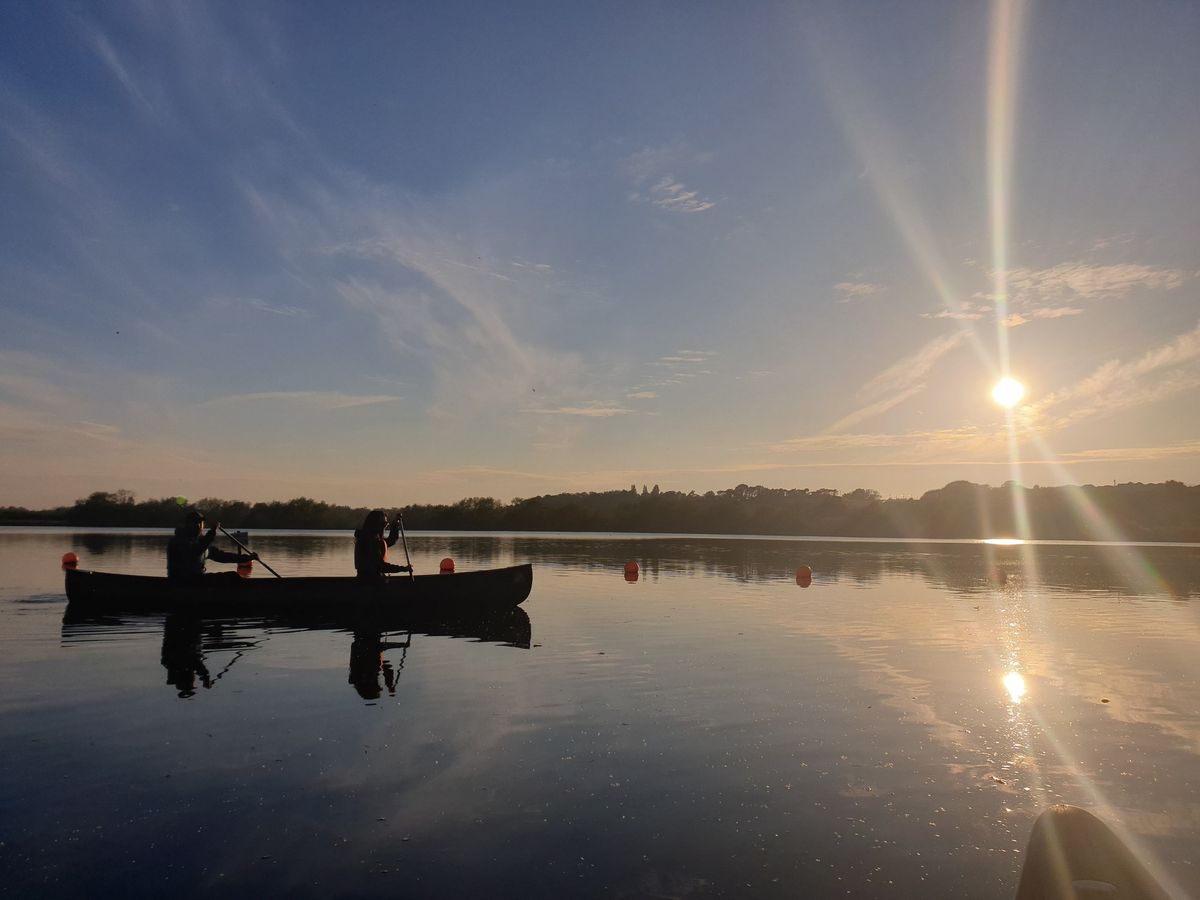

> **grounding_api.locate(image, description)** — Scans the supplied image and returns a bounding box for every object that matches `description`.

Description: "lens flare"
[992,377,1025,408]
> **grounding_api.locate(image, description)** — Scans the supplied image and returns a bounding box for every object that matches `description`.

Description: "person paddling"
[167,509,257,583]
[354,510,412,581]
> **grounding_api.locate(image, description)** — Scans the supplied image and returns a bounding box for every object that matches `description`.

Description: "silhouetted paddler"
[166,509,256,582]
[353,510,412,580]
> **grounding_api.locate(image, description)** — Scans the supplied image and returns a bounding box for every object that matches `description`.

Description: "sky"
[1,1,1198,509]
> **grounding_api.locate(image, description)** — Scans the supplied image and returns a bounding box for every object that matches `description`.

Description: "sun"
[991,377,1026,408]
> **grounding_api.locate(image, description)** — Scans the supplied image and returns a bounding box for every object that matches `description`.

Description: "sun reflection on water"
[1002,671,1027,704]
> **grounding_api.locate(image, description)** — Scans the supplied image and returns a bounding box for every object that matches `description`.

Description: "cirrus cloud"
[1008,262,1190,307]
[198,391,402,410]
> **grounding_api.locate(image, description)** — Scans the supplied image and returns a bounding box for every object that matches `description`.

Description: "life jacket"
[353,528,388,578]
[167,527,208,580]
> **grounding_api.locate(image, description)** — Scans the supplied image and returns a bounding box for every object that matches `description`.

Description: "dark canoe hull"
[64,564,533,619]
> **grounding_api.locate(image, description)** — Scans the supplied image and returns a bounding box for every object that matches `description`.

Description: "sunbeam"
[984,0,1044,603]
[806,27,999,377]
[1024,430,1190,603]
[987,0,1028,378]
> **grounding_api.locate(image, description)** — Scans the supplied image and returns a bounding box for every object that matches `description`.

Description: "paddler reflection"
[161,616,211,697]
[348,630,411,700]
[159,614,254,698]
[346,607,534,700]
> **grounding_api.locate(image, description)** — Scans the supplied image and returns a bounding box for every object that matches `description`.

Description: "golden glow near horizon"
[1002,671,1027,704]
[992,376,1026,408]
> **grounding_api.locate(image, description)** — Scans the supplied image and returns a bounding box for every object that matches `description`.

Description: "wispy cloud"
[824,384,926,434]
[525,405,633,417]
[922,304,988,321]
[325,224,582,412]
[767,426,993,455]
[248,298,309,317]
[84,27,153,113]
[0,401,130,454]
[623,146,716,214]
[1030,306,1085,319]
[511,259,554,273]
[926,298,1090,326]
[632,176,716,214]
[626,391,657,400]
[761,432,1200,468]
[857,331,966,403]
[802,331,967,435]
[631,349,718,393]
[1002,305,1087,328]
[1027,322,1200,431]
[1008,262,1190,307]
[209,296,311,317]
[920,260,1190,328]
[834,281,883,302]
[1057,441,1200,462]
[656,352,714,364]
[1087,233,1135,253]
[198,391,402,410]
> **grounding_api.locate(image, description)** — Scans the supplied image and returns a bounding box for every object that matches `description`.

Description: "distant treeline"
[2,481,1199,542]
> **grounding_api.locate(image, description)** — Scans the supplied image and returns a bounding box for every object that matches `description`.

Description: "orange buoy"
[61,552,79,570]
[624,560,639,583]
[795,565,812,586]
[439,557,455,574]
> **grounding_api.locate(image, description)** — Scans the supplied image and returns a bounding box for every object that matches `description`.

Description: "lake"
[1,528,1197,899]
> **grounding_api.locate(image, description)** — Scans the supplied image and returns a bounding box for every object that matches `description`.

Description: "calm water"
[1,528,1197,899]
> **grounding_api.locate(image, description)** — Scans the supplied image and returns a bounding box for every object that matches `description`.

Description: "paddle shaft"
[218,525,282,578]
[396,513,415,581]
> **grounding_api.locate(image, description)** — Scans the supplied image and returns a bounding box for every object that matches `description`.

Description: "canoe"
[63,563,533,617]
[1014,805,1171,900]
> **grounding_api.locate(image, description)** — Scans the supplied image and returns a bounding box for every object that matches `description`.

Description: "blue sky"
[1,1,1198,508]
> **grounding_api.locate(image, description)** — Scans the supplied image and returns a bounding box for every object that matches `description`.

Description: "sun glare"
[1002,671,1027,704]
[991,377,1025,408]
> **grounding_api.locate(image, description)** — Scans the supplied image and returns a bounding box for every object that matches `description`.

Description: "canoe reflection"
[62,605,532,700]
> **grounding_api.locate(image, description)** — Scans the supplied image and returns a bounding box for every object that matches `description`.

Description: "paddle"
[218,525,282,579]
[394,512,416,582]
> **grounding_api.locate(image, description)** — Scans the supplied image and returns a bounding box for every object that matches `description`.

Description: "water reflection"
[1003,671,1027,704]
[349,630,410,700]
[3,529,1197,898]
[160,614,259,698]
[63,607,532,701]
